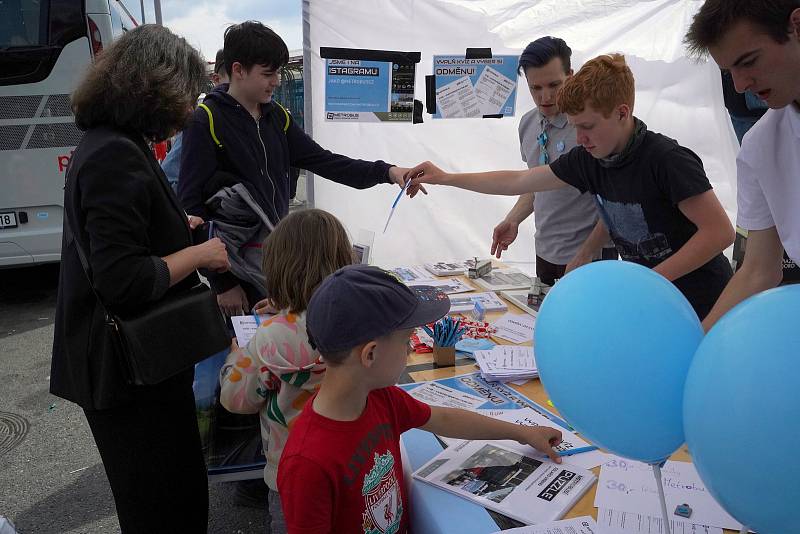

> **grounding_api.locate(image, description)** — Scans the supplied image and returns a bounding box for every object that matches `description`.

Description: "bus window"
[0,0,85,87]
[0,0,45,47]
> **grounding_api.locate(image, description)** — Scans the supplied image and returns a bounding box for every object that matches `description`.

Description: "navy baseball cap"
[307,264,451,354]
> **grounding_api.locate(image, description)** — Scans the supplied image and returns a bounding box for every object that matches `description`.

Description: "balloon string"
[652,463,672,534]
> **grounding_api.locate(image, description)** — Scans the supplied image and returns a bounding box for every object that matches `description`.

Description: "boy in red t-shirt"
[277,265,563,534]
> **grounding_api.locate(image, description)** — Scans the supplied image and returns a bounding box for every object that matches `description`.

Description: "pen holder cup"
[432,344,456,367]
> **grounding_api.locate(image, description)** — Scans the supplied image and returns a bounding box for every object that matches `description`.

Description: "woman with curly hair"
[51,24,229,532]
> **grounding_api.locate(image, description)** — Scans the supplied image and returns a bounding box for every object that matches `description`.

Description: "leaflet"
[231,314,272,347]
[492,313,536,344]
[436,76,482,118]
[407,382,486,410]
[493,516,598,534]
[475,65,517,115]
[596,508,723,534]
[595,456,743,530]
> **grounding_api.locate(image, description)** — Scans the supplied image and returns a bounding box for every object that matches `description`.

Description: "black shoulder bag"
[64,214,232,386]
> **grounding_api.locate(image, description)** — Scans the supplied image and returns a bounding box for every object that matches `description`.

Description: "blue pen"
[392,178,411,208]
[253,311,261,326]
[558,446,599,457]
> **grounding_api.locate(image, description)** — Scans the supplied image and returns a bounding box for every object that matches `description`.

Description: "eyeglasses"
[537,129,549,165]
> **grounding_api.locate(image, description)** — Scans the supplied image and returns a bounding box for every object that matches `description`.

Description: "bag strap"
[198,103,224,149]
[62,207,116,323]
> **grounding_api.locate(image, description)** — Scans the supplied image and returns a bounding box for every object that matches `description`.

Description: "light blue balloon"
[535,261,702,463]
[684,285,800,533]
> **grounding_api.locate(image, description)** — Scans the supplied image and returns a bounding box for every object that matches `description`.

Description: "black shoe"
[233,478,269,509]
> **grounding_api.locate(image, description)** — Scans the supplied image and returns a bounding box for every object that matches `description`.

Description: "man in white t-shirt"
[685,0,800,330]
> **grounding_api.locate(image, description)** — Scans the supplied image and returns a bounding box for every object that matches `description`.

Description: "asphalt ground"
[0,263,268,533]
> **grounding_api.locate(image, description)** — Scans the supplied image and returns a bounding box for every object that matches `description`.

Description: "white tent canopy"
[303,0,739,270]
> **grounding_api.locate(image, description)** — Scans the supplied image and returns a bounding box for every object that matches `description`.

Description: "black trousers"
[84,369,208,533]
[536,248,619,286]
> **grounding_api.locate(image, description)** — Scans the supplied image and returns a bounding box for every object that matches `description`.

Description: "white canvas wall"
[303,0,739,271]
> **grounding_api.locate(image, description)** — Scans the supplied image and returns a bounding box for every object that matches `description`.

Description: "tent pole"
[302,0,315,208]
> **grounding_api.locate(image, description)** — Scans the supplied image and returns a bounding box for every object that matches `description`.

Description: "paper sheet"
[595,455,742,530]
[474,65,516,115]
[476,346,535,371]
[493,516,598,534]
[231,314,272,347]
[492,312,536,344]
[436,76,482,118]
[474,346,538,382]
[407,382,486,410]
[596,508,724,534]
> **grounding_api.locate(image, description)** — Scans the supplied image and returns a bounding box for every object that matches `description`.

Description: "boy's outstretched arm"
[420,406,563,462]
[404,160,568,197]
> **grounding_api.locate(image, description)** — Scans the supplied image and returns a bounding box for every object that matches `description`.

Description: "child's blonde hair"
[262,209,353,313]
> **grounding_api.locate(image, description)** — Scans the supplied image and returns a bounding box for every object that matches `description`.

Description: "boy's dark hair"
[223,21,289,76]
[71,24,205,142]
[518,36,572,75]
[214,48,225,75]
[685,0,800,57]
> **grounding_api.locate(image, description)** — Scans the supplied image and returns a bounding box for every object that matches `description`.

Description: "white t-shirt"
[736,104,800,264]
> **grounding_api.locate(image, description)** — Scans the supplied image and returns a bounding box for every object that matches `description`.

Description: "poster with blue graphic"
[325,58,416,122]
[399,372,570,429]
[432,55,518,119]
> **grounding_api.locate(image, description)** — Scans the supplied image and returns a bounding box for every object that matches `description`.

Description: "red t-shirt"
[277,386,432,534]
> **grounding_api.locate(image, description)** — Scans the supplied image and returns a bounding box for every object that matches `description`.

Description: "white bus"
[0,0,136,267]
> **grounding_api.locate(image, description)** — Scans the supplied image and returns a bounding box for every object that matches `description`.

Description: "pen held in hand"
[383,178,411,233]
[557,445,599,457]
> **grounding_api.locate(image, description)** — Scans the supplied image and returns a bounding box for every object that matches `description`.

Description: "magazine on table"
[410,277,474,295]
[449,292,507,313]
[472,268,532,291]
[413,439,596,524]
[500,289,540,317]
[423,259,480,276]
[384,265,437,284]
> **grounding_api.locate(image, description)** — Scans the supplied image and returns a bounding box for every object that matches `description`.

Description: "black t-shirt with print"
[549,130,732,319]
